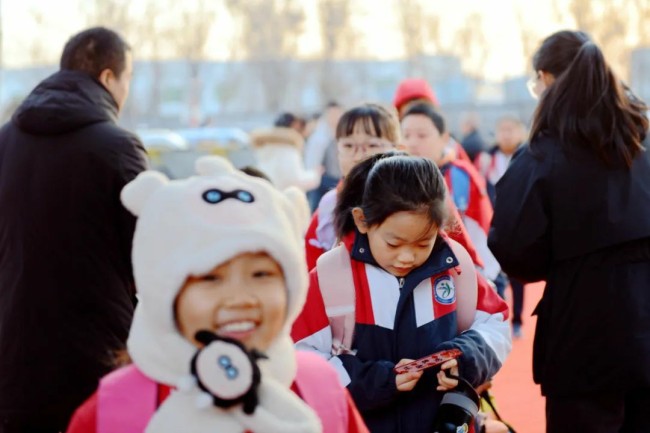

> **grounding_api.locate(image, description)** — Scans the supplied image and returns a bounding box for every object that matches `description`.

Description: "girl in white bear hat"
[66,156,368,433]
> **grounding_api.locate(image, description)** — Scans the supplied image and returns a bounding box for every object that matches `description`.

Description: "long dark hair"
[334,151,448,239]
[530,30,648,168]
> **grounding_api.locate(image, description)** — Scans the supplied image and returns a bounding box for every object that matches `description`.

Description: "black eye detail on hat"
[202,189,255,204]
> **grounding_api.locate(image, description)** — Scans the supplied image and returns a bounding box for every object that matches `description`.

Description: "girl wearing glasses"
[304,103,400,270]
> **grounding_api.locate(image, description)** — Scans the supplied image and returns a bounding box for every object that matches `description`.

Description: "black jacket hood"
[12,70,119,135]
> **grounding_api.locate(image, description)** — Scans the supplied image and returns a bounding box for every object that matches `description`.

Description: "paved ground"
[490,282,546,433]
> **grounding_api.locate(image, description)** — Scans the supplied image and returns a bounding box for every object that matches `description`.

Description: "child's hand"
[436,359,459,391]
[395,358,424,391]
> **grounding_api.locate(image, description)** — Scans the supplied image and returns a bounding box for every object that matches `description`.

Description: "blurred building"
[630,47,650,102]
[0,55,541,135]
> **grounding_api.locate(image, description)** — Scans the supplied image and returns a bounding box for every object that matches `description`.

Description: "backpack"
[316,243,478,355]
[97,352,350,433]
[317,244,517,433]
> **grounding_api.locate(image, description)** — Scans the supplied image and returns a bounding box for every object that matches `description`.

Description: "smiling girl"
[66,156,367,433]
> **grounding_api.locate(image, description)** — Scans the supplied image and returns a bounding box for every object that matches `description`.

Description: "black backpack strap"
[480,390,517,433]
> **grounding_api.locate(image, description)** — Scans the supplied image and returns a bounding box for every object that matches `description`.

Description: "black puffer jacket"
[488,133,650,397]
[0,70,147,429]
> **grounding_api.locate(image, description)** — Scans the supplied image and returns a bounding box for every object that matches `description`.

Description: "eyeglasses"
[337,139,394,157]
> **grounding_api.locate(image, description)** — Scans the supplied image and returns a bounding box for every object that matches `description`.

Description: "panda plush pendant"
[191,330,267,415]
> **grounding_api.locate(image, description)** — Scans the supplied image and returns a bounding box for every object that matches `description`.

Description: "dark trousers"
[492,272,508,299]
[510,277,525,326]
[546,389,650,433]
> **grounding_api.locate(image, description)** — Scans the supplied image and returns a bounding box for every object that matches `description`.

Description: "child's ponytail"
[333,151,407,240]
[334,151,448,240]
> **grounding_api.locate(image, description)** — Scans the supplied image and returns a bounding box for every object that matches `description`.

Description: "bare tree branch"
[318,0,356,102]
[83,0,134,37]
[396,0,426,76]
[514,6,540,74]
[453,13,488,78]
[27,9,50,65]
[563,0,632,78]
[226,0,306,111]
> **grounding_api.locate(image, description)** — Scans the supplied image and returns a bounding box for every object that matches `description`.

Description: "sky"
[2,0,571,81]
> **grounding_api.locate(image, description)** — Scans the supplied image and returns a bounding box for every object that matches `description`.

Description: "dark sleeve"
[115,134,148,298]
[487,145,552,283]
[338,354,399,411]
[433,274,512,387]
[65,392,98,433]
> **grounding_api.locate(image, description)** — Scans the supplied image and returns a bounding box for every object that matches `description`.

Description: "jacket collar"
[348,230,459,283]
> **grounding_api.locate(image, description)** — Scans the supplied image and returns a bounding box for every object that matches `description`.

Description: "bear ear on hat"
[121,170,169,216]
[195,156,236,176]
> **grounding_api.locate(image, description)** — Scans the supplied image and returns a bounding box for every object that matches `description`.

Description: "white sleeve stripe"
[295,326,332,359]
[329,356,352,387]
[470,310,512,364]
[462,216,501,280]
[295,327,352,387]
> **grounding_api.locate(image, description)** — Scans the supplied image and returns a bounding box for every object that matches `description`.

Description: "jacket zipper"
[399,277,405,288]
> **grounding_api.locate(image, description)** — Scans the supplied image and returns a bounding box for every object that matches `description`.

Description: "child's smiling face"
[175,252,287,352]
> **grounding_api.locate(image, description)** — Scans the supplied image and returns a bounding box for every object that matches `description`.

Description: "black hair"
[530,30,648,168]
[402,102,446,135]
[335,103,400,142]
[334,151,448,239]
[60,27,131,79]
[240,166,272,183]
[274,112,305,129]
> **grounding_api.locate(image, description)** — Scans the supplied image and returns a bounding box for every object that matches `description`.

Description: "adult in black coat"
[488,30,650,433]
[0,28,147,432]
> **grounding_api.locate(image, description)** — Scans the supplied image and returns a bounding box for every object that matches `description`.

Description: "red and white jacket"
[292,233,511,433]
[441,159,500,280]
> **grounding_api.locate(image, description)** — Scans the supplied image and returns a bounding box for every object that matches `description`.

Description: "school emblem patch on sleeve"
[434,275,456,305]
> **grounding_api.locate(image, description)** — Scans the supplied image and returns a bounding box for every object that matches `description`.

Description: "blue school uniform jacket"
[292,233,511,433]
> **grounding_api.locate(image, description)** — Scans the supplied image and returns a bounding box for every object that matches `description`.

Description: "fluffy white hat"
[122,156,309,386]
[121,157,320,432]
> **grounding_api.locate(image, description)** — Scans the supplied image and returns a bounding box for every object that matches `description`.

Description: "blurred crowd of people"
[1,24,649,433]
